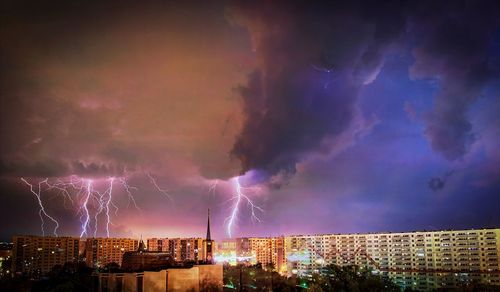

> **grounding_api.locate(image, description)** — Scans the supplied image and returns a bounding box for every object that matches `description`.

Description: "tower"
[137,235,147,252]
[206,208,211,241]
[204,208,214,263]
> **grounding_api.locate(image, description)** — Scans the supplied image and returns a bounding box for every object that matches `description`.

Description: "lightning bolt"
[80,180,92,238]
[91,178,115,238]
[104,178,114,238]
[208,179,219,196]
[225,176,263,238]
[45,179,75,208]
[147,172,173,202]
[21,178,60,237]
[119,178,141,210]
[21,173,170,238]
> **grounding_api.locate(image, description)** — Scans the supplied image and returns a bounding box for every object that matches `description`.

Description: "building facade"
[213,237,284,273]
[85,238,138,268]
[146,209,215,263]
[285,228,500,290]
[0,242,13,277]
[146,238,169,252]
[92,264,223,292]
[11,235,80,275]
[219,238,237,252]
[214,229,500,290]
[146,237,208,262]
[235,237,251,257]
[246,237,286,273]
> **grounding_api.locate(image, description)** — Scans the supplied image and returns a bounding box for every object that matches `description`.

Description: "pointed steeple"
[204,209,214,263]
[138,235,146,252]
[206,208,211,241]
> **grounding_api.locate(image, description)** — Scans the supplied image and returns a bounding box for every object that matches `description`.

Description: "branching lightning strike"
[225,176,263,238]
[119,178,141,210]
[21,178,60,237]
[21,172,263,239]
[208,179,219,196]
[147,172,173,202]
[21,173,171,238]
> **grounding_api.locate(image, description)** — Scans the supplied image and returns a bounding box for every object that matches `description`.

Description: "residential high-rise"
[236,237,251,256]
[220,229,499,290]
[146,237,206,262]
[84,237,138,268]
[248,238,274,268]
[214,236,285,272]
[0,242,13,277]
[285,228,500,291]
[11,235,80,275]
[219,239,237,253]
[146,210,216,263]
[147,238,169,252]
[246,237,286,273]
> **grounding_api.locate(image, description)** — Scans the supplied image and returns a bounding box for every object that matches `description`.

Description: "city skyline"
[1,1,500,242]
[8,227,500,290]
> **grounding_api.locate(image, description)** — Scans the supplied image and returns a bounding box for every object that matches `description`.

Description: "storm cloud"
[0,1,247,180]
[228,1,406,177]
[229,1,500,179]
[409,1,500,161]
[428,171,454,191]
[1,0,500,239]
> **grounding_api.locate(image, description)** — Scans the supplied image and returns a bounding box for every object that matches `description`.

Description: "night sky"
[1,1,500,241]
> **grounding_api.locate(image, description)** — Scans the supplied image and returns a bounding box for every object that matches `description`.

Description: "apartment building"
[236,237,251,256]
[147,238,169,252]
[246,237,286,273]
[85,238,138,268]
[145,210,215,263]
[285,228,500,291]
[11,235,80,275]
[219,238,237,253]
[146,238,209,262]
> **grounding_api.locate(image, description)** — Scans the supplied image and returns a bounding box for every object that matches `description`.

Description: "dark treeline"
[223,264,500,292]
[2,262,500,291]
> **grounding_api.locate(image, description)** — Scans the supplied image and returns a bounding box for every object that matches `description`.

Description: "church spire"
[204,208,213,263]
[137,235,146,252]
[206,208,211,241]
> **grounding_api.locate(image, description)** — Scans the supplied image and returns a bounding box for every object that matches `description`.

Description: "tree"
[102,262,120,272]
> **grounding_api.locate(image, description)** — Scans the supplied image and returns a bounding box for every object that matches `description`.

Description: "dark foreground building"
[93,265,223,292]
[92,210,222,291]
[121,238,175,271]
[122,250,174,272]
[11,235,80,275]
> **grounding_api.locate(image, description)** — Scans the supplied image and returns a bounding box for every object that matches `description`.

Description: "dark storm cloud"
[71,161,126,177]
[228,1,406,177]
[0,159,69,178]
[1,0,500,239]
[0,1,129,178]
[229,1,500,178]
[0,0,245,180]
[428,171,454,191]
[409,1,500,161]
[428,177,445,191]
[0,158,126,178]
